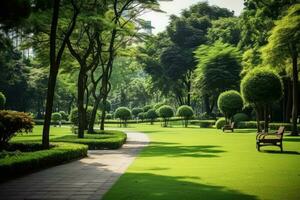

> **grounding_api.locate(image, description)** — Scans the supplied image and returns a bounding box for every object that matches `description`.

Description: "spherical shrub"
[176,105,194,127]
[233,113,249,124]
[241,68,283,105]
[115,107,131,120]
[158,105,174,127]
[0,110,34,147]
[106,113,113,119]
[0,92,6,109]
[132,108,143,117]
[143,105,153,112]
[99,100,111,112]
[146,109,158,124]
[215,117,226,129]
[51,112,62,123]
[69,106,96,126]
[217,90,243,120]
[59,111,69,121]
[153,102,165,110]
[138,112,145,120]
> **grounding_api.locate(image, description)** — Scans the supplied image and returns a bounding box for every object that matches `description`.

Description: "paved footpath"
[0,131,149,200]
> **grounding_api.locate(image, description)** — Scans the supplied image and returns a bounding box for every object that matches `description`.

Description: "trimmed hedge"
[53,130,127,150]
[0,142,88,182]
[190,120,216,128]
[236,121,300,131]
[34,119,72,125]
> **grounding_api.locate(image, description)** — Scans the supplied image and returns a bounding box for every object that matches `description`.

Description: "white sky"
[141,0,244,34]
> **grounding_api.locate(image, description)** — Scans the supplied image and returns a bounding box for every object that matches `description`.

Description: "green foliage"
[262,4,300,67]
[132,108,143,117]
[143,105,153,112]
[106,113,113,119]
[115,107,132,120]
[194,41,241,98]
[146,109,158,124]
[0,142,87,181]
[69,106,97,126]
[158,105,174,127]
[99,100,111,112]
[190,120,216,128]
[0,92,5,109]
[153,102,165,111]
[233,113,249,125]
[51,112,62,123]
[59,111,69,121]
[241,68,283,105]
[53,130,127,150]
[176,105,194,127]
[217,90,243,121]
[215,118,226,129]
[0,110,34,146]
[138,112,146,120]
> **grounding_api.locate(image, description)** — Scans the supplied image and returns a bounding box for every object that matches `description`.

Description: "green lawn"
[103,124,300,200]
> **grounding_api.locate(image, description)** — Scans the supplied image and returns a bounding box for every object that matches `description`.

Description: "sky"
[141,0,245,34]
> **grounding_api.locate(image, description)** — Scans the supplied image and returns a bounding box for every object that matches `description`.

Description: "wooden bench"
[222,122,234,132]
[256,126,285,152]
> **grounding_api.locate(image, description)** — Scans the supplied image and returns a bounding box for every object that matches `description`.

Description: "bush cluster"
[233,113,249,125]
[176,105,194,127]
[132,108,143,118]
[158,105,174,127]
[51,112,62,125]
[0,110,34,147]
[115,107,131,127]
[69,106,97,126]
[146,109,158,124]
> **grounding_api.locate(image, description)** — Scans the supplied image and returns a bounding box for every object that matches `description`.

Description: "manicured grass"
[52,130,127,149]
[103,124,300,200]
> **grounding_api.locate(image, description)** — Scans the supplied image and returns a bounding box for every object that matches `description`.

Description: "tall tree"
[262,4,300,135]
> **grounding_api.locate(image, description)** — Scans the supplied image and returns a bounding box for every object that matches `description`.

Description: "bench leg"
[256,142,260,151]
[280,144,283,152]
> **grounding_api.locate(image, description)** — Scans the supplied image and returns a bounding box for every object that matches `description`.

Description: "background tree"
[261,4,300,135]
[193,42,242,114]
[241,69,283,132]
[115,107,131,127]
[146,109,158,125]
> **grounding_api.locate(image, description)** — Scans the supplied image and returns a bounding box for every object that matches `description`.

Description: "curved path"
[0,131,149,200]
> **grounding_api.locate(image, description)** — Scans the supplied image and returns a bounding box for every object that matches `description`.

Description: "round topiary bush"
[115,107,131,127]
[132,108,143,118]
[176,105,194,127]
[138,112,146,121]
[153,102,165,111]
[241,68,283,132]
[106,113,113,119]
[69,106,96,128]
[215,118,226,129]
[99,100,111,112]
[51,112,62,126]
[0,92,6,109]
[59,111,69,121]
[146,109,158,125]
[217,90,243,123]
[158,105,174,127]
[143,105,153,112]
[233,113,249,125]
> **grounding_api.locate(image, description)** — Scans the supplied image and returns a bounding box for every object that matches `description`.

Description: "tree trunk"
[285,79,292,122]
[255,104,261,133]
[42,0,60,149]
[88,96,101,133]
[204,95,210,115]
[291,45,299,136]
[77,71,86,138]
[264,104,269,133]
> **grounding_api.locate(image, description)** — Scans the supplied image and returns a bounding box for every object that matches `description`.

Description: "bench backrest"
[277,126,285,138]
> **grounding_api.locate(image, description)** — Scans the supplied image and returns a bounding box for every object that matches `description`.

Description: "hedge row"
[105,117,184,124]
[53,130,127,150]
[34,119,72,125]
[190,120,216,128]
[0,142,88,182]
[236,121,300,131]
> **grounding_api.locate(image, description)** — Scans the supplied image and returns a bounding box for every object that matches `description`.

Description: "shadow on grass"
[262,150,300,155]
[141,142,225,158]
[284,137,300,142]
[103,173,258,200]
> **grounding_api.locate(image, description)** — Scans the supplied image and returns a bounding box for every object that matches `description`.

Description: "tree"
[0,92,6,109]
[241,68,283,132]
[176,105,194,127]
[158,105,174,127]
[115,107,131,127]
[51,112,62,127]
[146,109,158,125]
[262,4,300,135]
[194,41,241,114]
[42,0,79,148]
[132,108,143,118]
[217,90,243,123]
